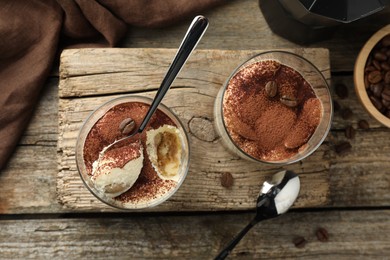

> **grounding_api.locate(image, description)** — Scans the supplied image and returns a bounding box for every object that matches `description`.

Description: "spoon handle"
[214,218,258,260]
[138,15,209,133]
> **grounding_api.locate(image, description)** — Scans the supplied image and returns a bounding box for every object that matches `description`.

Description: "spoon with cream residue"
[214,170,300,260]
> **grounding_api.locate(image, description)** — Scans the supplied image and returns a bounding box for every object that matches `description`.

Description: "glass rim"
[219,50,333,165]
[75,95,191,210]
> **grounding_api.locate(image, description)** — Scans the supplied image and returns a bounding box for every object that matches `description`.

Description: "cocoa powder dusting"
[84,102,177,204]
[223,60,322,161]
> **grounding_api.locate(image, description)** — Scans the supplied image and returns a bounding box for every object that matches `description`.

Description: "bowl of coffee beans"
[354,24,390,127]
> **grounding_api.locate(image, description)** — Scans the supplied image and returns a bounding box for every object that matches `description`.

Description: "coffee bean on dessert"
[335,141,352,155]
[265,81,278,98]
[293,236,307,248]
[334,83,348,99]
[374,51,387,61]
[280,95,298,107]
[345,125,356,139]
[316,227,329,242]
[341,107,353,120]
[119,118,136,135]
[367,70,383,84]
[358,119,370,129]
[220,172,234,188]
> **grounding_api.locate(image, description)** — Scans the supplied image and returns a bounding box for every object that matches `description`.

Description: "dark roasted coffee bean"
[119,118,136,135]
[358,119,370,129]
[334,83,348,99]
[345,125,356,139]
[385,71,390,84]
[364,75,370,89]
[386,110,390,118]
[220,172,234,188]
[293,236,307,248]
[316,227,329,242]
[372,59,382,70]
[374,51,387,61]
[382,98,390,109]
[341,107,353,120]
[370,95,383,111]
[382,35,390,47]
[368,70,383,84]
[370,83,384,98]
[335,141,352,155]
[280,95,298,107]
[265,81,278,98]
[386,49,390,57]
[381,87,390,102]
[381,62,390,71]
[365,65,376,73]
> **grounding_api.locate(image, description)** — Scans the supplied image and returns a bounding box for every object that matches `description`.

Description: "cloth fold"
[0,0,223,170]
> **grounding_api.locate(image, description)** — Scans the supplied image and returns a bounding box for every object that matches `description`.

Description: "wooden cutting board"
[57,48,331,212]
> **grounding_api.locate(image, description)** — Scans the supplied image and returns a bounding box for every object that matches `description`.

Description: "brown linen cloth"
[0,0,224,170]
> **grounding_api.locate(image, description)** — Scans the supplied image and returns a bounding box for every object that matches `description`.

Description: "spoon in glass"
[214,170,300,260]
[99,15,209,156]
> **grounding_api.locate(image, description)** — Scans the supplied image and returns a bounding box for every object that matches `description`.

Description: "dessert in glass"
[214,51,332,165]
[76,96,190,209]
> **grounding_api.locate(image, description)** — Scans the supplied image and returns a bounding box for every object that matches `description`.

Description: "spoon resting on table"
[214,170,300,260]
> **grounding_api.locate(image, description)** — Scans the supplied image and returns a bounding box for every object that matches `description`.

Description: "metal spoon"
[215,170,300,260]
[100,15,209,154]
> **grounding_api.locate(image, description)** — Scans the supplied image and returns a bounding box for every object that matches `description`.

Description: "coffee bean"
[374,51,387,61]
[386,49,390,57]
[335,141,352,155]
[119,118,136,135]
[365,65,376,73]
[373,59,382,70]
[345,125,356,139]
[358,119,370,129]
[382,99,390,109]
[382,88,390,102]
[265,81,278,98]
[341,107,353,120]
[385,71,390,84]
[334,83,348,99]
[382,35,390,47]
[220,172,234,188]
[280,95,298,107]
[367,70,383,84]
[386,110,390,118]
[316,227,329,242]
[364,75,370,89]
[293,236,307,248]
[381,62,390,71]
[370,95,383,111]
[370,83,384,98]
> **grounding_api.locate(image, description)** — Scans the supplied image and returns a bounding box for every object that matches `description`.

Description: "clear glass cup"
[76,95,190,210]
[214,51,333,165]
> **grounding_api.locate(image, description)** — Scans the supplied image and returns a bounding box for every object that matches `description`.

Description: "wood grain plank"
[123,0,390,72]
[0,210,388,258]
[57,48,331,211]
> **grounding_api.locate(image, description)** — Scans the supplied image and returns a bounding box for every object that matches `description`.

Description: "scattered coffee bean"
[280,95,298,107]
[358,119,370,129]
[345,125,356,139]
[119,118,136,135]
[367,70,383,84]
[335,141,352,155]
[316,227,329,242]
[334,83,349,99]
[341,107,353,120]
[220,172,234,188]
[265,81,278,98]
[293,236,307,248]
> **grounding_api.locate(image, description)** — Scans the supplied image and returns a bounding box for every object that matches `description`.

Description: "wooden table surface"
[1,0,389,258]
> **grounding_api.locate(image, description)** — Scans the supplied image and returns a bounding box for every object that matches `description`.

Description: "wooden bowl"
[354,24,390,127]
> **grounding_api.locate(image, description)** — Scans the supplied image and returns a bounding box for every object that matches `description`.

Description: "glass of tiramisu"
[214,51,332,165]
[76,96,190,209]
